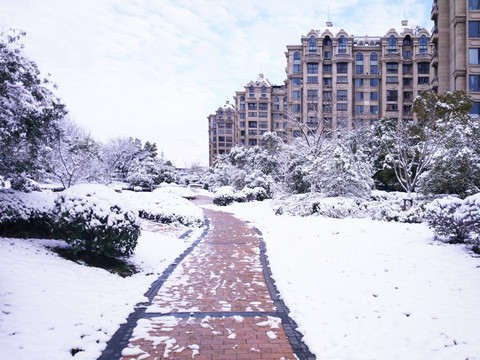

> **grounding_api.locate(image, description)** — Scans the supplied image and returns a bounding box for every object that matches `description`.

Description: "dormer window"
[309,36,317,53]
[338,35,347,54]
[388,35,397,53]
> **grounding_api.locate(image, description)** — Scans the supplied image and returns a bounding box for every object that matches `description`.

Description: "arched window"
[249,85,254,98]
[240,95,245,110]
[338,35,347,54]
[293,51,301,73]
[309,36,317,53]
[388,35,397,53]
[323,36,332,46]
[356,52,364,74]
[403,35,412,45]
[370,52,378,74]
[419,35,428,53]
[261,85,267,97]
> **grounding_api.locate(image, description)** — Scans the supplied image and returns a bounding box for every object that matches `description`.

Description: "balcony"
[305,53,322,62]
[384,52,402,60]
[415,52,432,61]
[334,53,352,60]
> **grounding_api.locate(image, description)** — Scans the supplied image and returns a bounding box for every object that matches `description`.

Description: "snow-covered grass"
[221,200,480,360]
[0,227,204,360]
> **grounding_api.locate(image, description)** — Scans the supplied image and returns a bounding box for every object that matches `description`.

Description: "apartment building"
[431,0,480,114]
[208,21,432,165]
[207,101,235,164]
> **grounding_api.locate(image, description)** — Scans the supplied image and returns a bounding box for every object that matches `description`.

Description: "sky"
[1,0,433,167]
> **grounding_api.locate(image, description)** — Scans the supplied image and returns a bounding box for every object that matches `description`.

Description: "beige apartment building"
[431,0,480,114]
[208,21,433,165]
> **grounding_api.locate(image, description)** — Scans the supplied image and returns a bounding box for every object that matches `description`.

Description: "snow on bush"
[213,186,237,206]
[0,189,55,237]
[135,191,204,227]
[154,185,197,200]
[425,193,480,249]
[53,184,141,257]
[272,191,428,223]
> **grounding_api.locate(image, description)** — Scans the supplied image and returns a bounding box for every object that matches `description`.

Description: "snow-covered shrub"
[213,186,236,206]
[0,190,55,237]
[425,196,468,243]
[53,184,141,257]
[153,186,197,200]
[135,191,204,227]
[242,187,269,202]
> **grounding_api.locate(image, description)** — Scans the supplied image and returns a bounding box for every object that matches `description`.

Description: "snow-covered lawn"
[222,200,480,360]
[0,224,203,360]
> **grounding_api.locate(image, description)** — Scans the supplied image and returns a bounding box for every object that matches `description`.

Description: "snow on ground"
[0,219,203,360]
[221,200,480,360]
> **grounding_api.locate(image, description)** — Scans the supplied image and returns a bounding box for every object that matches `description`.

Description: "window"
[355,92,363,101]
[293,78,301,86]
[337,103,348,111]
[240,121,245,127]
[248,103,257,110]
[259,103,268,110]
[403,36,412,45]
[403,64,412,74]
[403,78,412,86]
[248,112,257,117]
[324,78,332,87]
[469,21,480,37]
[370,52,378,74]
[469,48,480,64]
[308,103,318,111]
[324,51,332,59]
[309,36,317,53]
[261,85,267,97]
[387,62,398,74]
[355,105,364,114]
[240,95,245,110]
[323,91,332,100]
[470,75,480,92]
[293,91,301,99]
[403,91,413,100]
[239,113,245,119]
[338,35,347,54]
[370,92,378,100]
[274,122,280,128]
[248,121,257,128]
[293,51,301,73]
[370,105,378,114]
[388,35,397,53]
[470,102,480,116]
[418,77,430,85]
[324,36,332,46]
[307,63,319,74]
[418,62,430,74]
[419,35,428,53]
[307,76,318,84]
[403,51,411,59]
[293,130,301,138]
[469,0,480,10]
[370,78,378,87]
[387,90,398,101]
[337,90,348,101]
[293,104,301,113]
[249,85,254,97]
[324,104,332,113]
[355,78,364,87]
[387,76,398,83]
[249,139,258,146]
[337,76,348,83]
[307,90,318,101]
[259,121,268,128]
[337,62,348,73]
[356,53,364,74]
[324,64,332,73]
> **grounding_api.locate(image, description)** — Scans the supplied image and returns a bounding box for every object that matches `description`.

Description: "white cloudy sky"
[1,0,432,167]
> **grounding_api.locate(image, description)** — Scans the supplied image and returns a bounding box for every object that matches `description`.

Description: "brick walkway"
[108,197,314,360]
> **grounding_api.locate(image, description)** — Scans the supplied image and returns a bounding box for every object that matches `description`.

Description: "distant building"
[207,101,235,165]
[431,0,480,115]
[208,21,433,165]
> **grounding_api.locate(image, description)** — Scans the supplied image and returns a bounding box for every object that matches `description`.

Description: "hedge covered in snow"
[271,191,428,223]
[213,186,270,206]
[52,184,141,257]
[128,189,204,227]
[0,190,55,238]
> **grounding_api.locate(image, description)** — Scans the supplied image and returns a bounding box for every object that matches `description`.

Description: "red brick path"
[120,202,297,359]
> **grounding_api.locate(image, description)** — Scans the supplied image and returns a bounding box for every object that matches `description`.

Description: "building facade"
[208,21,433,165]
[431,0,480,114]
[207,101,235,164]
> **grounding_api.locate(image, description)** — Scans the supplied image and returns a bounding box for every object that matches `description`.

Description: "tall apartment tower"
[431,0,480,114]
[207,101,235,166]
[284,22,432,132]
